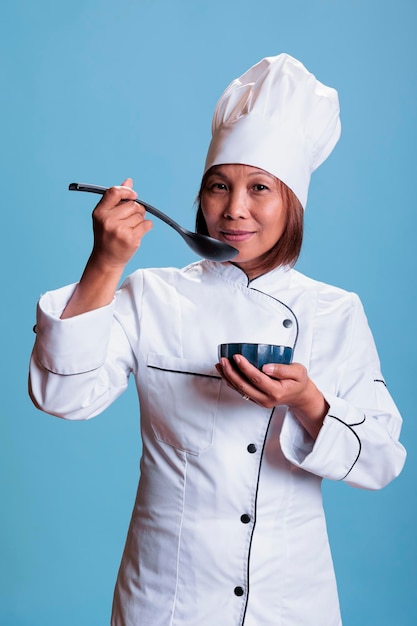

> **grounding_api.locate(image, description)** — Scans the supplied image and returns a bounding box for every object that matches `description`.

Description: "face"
[201,164,287,279]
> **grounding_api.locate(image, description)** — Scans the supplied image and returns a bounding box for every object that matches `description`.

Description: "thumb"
[120,177,133,189]
[262,363,291,378]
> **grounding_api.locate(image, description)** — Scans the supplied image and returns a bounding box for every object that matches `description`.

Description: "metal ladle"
[68,183,239,262]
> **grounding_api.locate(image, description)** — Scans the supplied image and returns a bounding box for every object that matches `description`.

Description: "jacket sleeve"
[29,276,141,421]
[280,292,406,489]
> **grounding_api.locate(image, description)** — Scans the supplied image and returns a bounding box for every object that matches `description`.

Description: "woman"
[29,54,406,625]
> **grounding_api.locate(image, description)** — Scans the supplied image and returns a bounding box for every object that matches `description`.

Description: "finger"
[231,355,270,387]
[219,358,286,408]
[132,218,153,238]
[98,184,138,211]
[120,177,133,188]
[228,362,288,409]
[93,203,144,232]
[217,361,251,398]
[220,357,263,397]
[261,362,301,381]
[106,214,152,239]
[227,356,295,402]
[106,199,146,221]
[216,360,242,391]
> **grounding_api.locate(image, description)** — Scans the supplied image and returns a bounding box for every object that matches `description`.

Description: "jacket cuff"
[280,394,364,481]
[33,284,115,375]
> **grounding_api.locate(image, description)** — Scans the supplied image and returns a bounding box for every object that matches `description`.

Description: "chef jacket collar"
[204,260,292,291]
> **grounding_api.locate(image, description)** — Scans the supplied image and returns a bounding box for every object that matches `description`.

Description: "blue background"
[1,1,416,624]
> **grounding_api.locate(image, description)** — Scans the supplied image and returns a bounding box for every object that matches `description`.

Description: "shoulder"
[289,268,364,319]
[124,261,205,285]
[291,268,360,301]
[288,270,374,361]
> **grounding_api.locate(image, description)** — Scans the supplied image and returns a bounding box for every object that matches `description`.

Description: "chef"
[29,53,406,626]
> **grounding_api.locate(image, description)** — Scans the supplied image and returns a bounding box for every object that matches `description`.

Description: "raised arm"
[61,178,152,318]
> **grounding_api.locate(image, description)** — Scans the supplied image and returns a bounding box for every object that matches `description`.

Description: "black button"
[234,586,244,597]
[247,443,257,453]
[283,318,293,328]
[240,514,251,524]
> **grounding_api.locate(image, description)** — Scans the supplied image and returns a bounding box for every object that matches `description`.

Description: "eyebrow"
[206,170,228,179]
[246,170,275,179]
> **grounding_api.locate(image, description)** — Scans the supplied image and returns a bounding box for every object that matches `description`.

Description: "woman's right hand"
[61,178,152,319]
[90,178,153,271]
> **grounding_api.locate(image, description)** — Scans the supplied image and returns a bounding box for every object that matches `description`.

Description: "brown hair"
[195,167,304,269]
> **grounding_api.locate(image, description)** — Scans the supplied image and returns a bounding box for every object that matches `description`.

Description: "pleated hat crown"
[204,53,341,208]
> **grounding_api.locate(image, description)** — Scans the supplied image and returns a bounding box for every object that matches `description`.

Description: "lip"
[220,230,254,243]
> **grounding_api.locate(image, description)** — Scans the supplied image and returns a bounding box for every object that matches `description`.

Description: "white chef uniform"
[29,260,406,625]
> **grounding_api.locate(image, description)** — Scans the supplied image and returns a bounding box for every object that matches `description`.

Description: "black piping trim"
[147,365,221,379]
[374,378,387,388]
[240,407,275,625]
[331,413,366,428]
[328,414,364,480]
[248,287,299,352]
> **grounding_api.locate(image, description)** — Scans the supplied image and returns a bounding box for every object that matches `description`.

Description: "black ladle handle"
[68,182,182,231]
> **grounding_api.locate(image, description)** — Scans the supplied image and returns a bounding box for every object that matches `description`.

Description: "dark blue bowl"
[218,343,293,370]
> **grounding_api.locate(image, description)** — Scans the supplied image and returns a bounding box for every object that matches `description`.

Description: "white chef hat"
[204,53,341,209]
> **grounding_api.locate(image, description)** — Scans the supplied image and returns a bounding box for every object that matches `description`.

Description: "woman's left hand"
[216,356,329,440]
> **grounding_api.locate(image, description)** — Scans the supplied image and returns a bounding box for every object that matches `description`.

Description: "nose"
[223,189,249,219]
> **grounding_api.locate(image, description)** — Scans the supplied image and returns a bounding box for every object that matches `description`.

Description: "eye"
[253,183,269,191]
[206,181,228,193]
